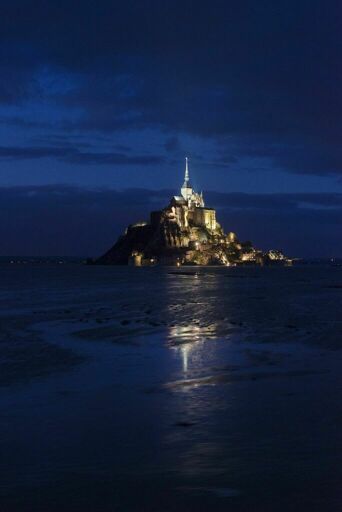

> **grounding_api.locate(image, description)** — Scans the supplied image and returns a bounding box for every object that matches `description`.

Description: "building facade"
[170,158,217,233]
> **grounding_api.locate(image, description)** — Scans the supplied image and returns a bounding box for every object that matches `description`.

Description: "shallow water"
[0,264,341,511]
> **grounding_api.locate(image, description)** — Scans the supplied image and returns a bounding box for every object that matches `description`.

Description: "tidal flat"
[0,264,341,511]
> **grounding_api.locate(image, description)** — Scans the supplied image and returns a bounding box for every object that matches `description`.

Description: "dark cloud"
[0,146,164,166]
[164,136,180,153]
[0,185,340,257]
[215,136,342,176]
[0,1,341,178]
[206,191,342,210]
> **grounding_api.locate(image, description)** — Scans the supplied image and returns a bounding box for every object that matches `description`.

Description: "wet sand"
[0,264,341,511]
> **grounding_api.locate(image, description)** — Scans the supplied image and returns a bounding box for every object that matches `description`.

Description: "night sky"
[1,1,341,257]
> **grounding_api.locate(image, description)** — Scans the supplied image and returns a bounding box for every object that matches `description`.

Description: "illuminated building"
[96,158,291,266]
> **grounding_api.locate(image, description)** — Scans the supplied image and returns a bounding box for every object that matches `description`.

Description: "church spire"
[185,157,189,183]
[181,157,193,201]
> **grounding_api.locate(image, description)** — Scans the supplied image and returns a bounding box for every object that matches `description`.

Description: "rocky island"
[96,159,292,266]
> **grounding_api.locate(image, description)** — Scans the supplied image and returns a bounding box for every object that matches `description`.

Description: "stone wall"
[193,207,216,231]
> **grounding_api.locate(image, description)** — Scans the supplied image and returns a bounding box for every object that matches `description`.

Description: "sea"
[0,262,341,511]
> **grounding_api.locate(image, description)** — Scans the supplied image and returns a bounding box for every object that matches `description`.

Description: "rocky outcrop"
[96,223,154,265]
[95,211,291,266]
[96,214,187,265]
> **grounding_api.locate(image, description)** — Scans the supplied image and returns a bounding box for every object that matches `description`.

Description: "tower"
[181,157,193,201]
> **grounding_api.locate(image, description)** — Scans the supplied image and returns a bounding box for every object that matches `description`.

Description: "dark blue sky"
[0,1,341,256]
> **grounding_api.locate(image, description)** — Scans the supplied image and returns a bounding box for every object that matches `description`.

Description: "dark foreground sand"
[0,264,341,511]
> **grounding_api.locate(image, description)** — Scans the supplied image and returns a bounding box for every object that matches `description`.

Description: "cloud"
[0,146,164,166]
[0,1,341,178]
[164,136,180,153]
[206,191,342,210]
[0,185,340,257]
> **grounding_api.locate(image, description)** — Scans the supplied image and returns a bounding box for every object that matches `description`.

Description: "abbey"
[170,157,216,232]
[95,159,291,266]
[150,157,219,246]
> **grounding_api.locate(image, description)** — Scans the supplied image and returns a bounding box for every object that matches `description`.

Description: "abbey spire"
[180,157,204,207]
[181,157,193,201]
[184,156,190,184]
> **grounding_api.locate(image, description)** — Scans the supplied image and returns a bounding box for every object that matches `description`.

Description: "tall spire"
[181,157,193,200]
[185,157,189,183]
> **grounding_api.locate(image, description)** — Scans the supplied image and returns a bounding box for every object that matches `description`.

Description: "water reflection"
[162,271,242,482]
[181,344,191,372]
[164,324,233,484]
[163,270,237,378]
[167,324,218,374]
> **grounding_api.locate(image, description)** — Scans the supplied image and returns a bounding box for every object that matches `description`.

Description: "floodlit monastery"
[95,159,290,266]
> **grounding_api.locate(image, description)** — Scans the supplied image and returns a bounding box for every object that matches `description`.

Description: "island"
[95,159,292,266]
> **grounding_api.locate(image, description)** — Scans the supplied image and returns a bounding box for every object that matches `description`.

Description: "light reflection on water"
[165,270,225,377]
[167,325,215,373]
